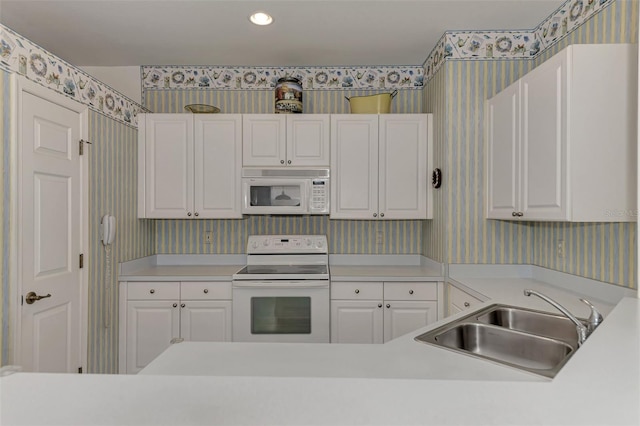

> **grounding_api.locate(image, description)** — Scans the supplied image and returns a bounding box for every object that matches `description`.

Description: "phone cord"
[104,245,112,329]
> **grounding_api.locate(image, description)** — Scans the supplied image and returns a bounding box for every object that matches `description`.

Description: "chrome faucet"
[523,289,603,347]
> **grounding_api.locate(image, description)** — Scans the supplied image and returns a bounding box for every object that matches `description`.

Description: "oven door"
[232,280,330,343]
[242,178,309,215]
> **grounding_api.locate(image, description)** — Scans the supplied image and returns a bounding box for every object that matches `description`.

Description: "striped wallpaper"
[424,0,637,288]
[87,111,154,373]
[1,70,9,366]
[144,89,425,255]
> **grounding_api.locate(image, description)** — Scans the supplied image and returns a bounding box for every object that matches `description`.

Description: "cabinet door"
[485,82,520,219]
[330,115,379,219]
[286,115,330,166]
[379,115,427,219]
[384,301,437,343]
[194,115,243,218]
[331,300,383,344]
[242,115,286,166]
[447,284,482,317]
[126,300,180,374]
[520,52,567,220]
[180,300,232,342]
[143,114,194,218]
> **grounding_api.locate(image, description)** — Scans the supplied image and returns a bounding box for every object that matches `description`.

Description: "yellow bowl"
[346,91,397,114]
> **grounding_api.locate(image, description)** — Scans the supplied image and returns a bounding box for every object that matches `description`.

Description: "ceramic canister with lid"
[275,77,303,113]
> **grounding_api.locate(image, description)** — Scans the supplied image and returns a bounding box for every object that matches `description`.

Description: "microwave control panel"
[310,179,329,214]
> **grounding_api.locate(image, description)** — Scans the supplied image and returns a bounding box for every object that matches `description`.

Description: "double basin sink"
[415,304,588,378]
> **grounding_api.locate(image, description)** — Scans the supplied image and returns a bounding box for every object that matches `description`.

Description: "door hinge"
[79,253,84,269]
[78,367,83,374]
[79,139,92,156]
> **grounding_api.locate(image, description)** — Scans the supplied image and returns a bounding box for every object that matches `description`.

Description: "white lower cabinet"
[331,281,438,344]
[119,281,232,374]
[446,283,483,317]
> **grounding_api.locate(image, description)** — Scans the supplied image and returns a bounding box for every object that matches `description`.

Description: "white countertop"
[3,262,638,425]
[2,296,638,425]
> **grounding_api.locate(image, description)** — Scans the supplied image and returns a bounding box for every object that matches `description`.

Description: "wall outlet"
[557,239,565,259]
[204,231,214,244]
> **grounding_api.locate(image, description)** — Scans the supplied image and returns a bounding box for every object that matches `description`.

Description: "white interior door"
[18,85,86,373]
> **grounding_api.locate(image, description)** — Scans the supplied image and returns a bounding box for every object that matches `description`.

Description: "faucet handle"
[580,298,603,332]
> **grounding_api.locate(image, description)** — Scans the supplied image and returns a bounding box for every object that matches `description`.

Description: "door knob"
[25,291,51,305]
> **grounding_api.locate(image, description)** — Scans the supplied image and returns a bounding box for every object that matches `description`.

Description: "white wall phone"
[100,215,116,245]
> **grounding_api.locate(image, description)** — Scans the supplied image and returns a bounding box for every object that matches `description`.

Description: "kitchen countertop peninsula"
[3,265,638,425]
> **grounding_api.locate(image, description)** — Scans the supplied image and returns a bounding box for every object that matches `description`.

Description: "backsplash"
[154,217,422,255]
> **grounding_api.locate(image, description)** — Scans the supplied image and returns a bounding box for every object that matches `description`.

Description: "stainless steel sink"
[475,305,587,349]
[414,304,586,378]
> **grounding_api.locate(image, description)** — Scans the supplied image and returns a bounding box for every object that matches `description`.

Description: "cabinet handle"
[409,290,414,295]
[172,303,178,308]
[512,211,518,217]
[354,289,360,294]
[373,213,377,218]
[386,304,391,309]
[380,213,384,218]
[464,302,470,307]
[187,212,192,217]
[280,160,285,164]
[378,303,383,308]
[181,303,186,308]
[517,212,524,217]
[194,212,199,217]
[287,160,291,164]
[149,289,155,294]
[203,289,209,294]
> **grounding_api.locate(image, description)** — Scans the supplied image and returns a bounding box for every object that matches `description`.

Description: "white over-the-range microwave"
[241,168,330,215]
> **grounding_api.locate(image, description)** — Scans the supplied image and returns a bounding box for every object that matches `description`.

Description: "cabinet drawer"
[180,281,232,300]
[127,282,180,300]
[449,285,482,310]
[331,281,383,300]
[384,282,437,301]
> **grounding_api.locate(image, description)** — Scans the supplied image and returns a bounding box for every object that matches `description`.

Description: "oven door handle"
[232,281,329,289]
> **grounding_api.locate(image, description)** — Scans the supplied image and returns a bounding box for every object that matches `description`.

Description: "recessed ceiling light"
[249,12,273,26]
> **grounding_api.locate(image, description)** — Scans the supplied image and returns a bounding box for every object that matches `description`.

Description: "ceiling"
[0,0,564,67]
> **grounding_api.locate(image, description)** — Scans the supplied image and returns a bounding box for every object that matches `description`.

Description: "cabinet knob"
[149,289,155,294]
[409,290,414,295]
[172,303,178,308]
[386,304,391,309]
[380,213,384,218]
[181,303,186,308]
[287,160,291,164]
[378,303,383,308]
[354,289,360,294]
[194,212,199,217]
[187,212,192,217]
[280,160,285,164]
[464,302,470,307]
[512,211,518,217]
[203,289,209,294]
[373,213,377,218]
[517,212,524,217]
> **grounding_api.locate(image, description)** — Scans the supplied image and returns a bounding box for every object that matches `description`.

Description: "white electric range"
[232,235,330,343]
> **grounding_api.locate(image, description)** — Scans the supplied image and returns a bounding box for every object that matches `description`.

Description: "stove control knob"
[316,240,324,248]
[263,239,269,246]
[251,241,259,249]
[305,239,312,246]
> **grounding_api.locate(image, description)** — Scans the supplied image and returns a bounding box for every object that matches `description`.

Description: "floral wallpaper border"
[141,65,424,91]
[424,0,613,81]
[0,24,146,128]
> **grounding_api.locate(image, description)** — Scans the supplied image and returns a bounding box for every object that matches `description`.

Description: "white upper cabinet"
[331,114,431,220]
[138,114,243,219]
[243,114,330,167]
[486,44,637,222]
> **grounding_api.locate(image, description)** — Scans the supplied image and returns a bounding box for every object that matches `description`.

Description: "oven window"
[251,297,311,334]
